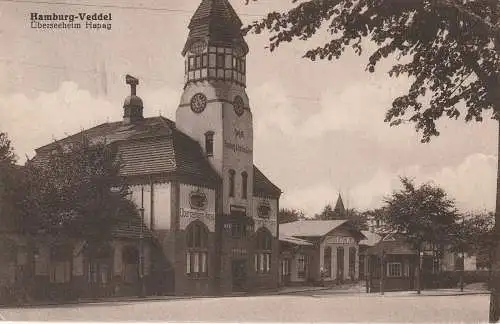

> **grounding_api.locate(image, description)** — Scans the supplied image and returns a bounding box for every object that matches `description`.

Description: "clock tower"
[176,0,253,216]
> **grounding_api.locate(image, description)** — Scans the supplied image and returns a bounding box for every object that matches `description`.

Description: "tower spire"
[334,193,346,219]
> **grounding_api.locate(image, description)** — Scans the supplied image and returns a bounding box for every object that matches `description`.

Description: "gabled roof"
[253,165,281,198]
[111,214,152,239]
[360,231,382,247]
[367,233,416,255]
[33,116,220,185]
[35,116,175,153]
[280,220,348,238]
[279,234,313,246]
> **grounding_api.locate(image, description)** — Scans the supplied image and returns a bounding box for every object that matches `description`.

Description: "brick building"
[30,0,281,298]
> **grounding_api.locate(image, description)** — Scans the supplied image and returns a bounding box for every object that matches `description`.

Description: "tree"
[19,138,138,256]
[348,209,369,231]
[380,177,458,293]
[0,132,22,232]
[452,212,496,270]
[245,0,500,319]
[279,208,306,224]
[314,204,336,220]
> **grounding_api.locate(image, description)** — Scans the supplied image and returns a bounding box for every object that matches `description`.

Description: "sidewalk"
[2,283,489,308]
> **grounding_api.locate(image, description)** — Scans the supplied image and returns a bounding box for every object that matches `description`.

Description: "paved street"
[0,292,489,322]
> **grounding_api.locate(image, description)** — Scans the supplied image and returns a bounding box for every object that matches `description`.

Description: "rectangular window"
[225,54,232,68]
[209,54,216,68]
[387,262,402,277]
[297,254,306,279]
[201,252,207,273]
[208,68,216,78]
[216,54,225,68]
[205,132,214,156]
[195,55,202,69]
[266,253,271,273]
[260,253,264,273]
[217,69,224,78]
[50,261,71,283]
[324,247,332,277]
[255,254,258,272]
[202,54,208,67]
[188,56,195,71]
[186,252,191,274]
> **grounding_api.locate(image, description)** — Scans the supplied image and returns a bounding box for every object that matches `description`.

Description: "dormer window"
[205,131,214,157]
[229,169,235,197]
[241,171,248,199]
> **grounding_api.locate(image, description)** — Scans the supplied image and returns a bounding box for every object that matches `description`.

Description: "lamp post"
[460,250,465,292]
[417,250,424,295]
[380,250,385,295]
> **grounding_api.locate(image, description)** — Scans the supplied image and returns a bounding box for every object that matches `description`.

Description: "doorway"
[232,259,247,292]
[337,247,344,284]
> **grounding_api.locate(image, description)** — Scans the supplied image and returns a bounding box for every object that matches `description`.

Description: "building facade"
[279,220,365,286]
[28,0,281,298]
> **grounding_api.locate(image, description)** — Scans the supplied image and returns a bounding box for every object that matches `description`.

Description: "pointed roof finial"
[334,193,346,218]
[126,74,139,96]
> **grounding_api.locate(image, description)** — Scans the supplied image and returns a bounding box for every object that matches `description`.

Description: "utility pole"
[139,186,145,298]
[380,250,385,295]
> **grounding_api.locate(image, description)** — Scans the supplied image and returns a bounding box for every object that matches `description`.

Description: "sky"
[0,0,498,216]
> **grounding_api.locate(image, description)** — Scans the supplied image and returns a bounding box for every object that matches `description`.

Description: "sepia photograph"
[0,0,499,322]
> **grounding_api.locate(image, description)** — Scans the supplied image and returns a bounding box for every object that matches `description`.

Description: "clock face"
[233,96,245,117]
[190,93,207,114]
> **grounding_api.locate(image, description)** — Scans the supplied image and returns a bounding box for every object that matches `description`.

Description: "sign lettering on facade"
[254,218,277,236]
[180,208,215,232]
[224,141,252,154]
[326,237,355,245]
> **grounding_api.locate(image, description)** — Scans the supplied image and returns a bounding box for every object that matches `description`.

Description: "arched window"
[229,169,235,197]
[254,229,272,274]
[186,222,209,277]
[205,131,214,157]
[241,171,248,199]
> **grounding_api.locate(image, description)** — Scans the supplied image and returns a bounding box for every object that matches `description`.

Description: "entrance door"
[232,260,247,292]
[337,247,344,283]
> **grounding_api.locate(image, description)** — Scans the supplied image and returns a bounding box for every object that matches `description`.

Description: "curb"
[0,287,338,308]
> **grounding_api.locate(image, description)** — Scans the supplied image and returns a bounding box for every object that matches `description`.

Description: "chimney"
[123,74,144,124]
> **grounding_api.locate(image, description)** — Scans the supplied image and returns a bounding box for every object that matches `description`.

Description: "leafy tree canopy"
[279,208,306,223]
[0,132,22,232]
[380,177,458,249]
[19,138,138,248]
[245,0,500,142]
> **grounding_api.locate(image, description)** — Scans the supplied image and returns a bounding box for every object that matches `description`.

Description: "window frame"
[241,171,248,199]
[186,222,209,278]
[205,131,214,157]
[386,262,402,278]
[229,169,235,197]
[255,229,272,274]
